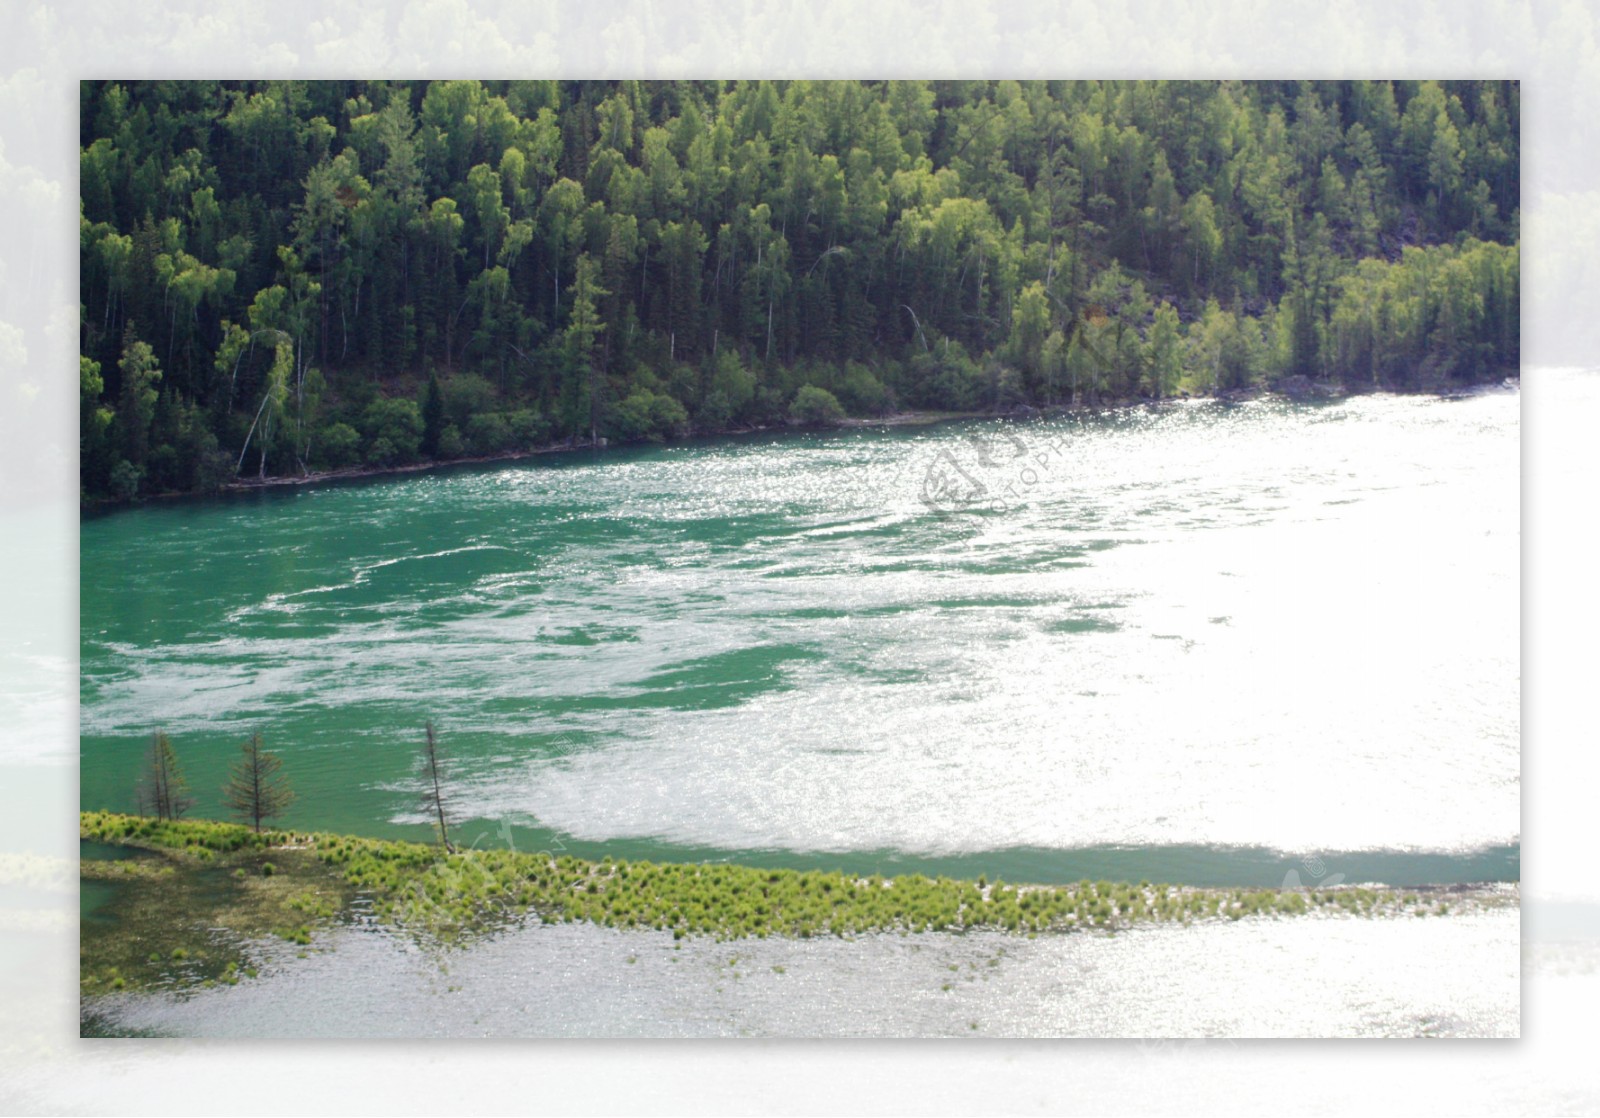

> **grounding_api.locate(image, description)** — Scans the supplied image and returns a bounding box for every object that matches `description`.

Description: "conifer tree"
[136,731,193,821]
[222,732,295,833]
[421,371,444,457]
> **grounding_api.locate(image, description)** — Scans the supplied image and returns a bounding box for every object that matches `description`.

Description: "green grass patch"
[81,811,1513,967]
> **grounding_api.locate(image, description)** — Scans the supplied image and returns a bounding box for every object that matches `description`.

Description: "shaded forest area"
[78,79,1519,500]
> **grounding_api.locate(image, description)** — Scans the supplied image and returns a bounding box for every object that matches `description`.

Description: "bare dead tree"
[136,730,194,822]
[420,720,454,853]
[221,732,295,833]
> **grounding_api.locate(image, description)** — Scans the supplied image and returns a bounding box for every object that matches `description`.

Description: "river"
[80,389,1519,888]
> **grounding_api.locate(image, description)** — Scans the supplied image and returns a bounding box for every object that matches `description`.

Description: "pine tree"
[221,732,295,833]
[564,254,608,444]
[421,371,445,458]
[136,731,194,821]
[73,79,1522,499]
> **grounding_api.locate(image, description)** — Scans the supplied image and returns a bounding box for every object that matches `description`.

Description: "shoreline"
[84,373,1519,510]
[81,899,1522,1039]
[79,812,1520,998]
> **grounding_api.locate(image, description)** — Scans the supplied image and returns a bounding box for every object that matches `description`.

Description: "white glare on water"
[87,905,1520,1038]
[81,390,1518,860]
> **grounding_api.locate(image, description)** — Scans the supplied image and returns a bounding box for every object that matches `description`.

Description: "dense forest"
[78,79,1519,500]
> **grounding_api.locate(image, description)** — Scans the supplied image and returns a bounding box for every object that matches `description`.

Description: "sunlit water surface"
[80,390,1519,885]
[82,904,1519,1038]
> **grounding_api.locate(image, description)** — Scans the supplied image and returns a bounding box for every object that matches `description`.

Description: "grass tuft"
[79,812,1506,954]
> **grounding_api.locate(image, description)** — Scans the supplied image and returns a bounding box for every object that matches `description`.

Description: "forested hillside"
[78,79,1518,500]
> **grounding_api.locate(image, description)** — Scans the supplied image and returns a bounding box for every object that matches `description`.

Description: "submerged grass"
[80,812,1512,994]
[79,819,355,997]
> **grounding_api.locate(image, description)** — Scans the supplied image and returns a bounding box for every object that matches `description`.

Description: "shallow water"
[82,902,1519,1038]
[76,841,152,922]
[80,390,1519,885]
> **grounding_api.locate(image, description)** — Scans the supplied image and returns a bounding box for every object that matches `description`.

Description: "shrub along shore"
[79,811,1514,994]
[81,81,1519,505]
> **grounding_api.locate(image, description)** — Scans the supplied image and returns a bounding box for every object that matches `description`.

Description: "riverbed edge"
[81,372,1520,510]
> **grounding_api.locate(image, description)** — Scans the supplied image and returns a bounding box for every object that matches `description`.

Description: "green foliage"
[80,356,116,496]
[904,341,984,410]
[77,80,1519,499]
[789,384,845,426]
[315,422,362,469]
[507,407,551,448]
[1145,303,1184,398]
[420,372,444,458]
[108,459,143,502]
[441,374,498,429]
[438,424,465,458]
[1325,239,1518,386]
[81,811,269,857]
[608,388,689,442]
[115,331,162,476]
[701,350,758,428]
[361,397,423,465]
[88,809,1472,945]
[832,362,893,416]
[464,412,514,454]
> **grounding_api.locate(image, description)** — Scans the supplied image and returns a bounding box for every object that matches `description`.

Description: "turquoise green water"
[77,840,140,921]
[80,392,1519,886]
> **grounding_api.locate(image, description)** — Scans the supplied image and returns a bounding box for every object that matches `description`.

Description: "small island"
[79,811,1515,1000]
